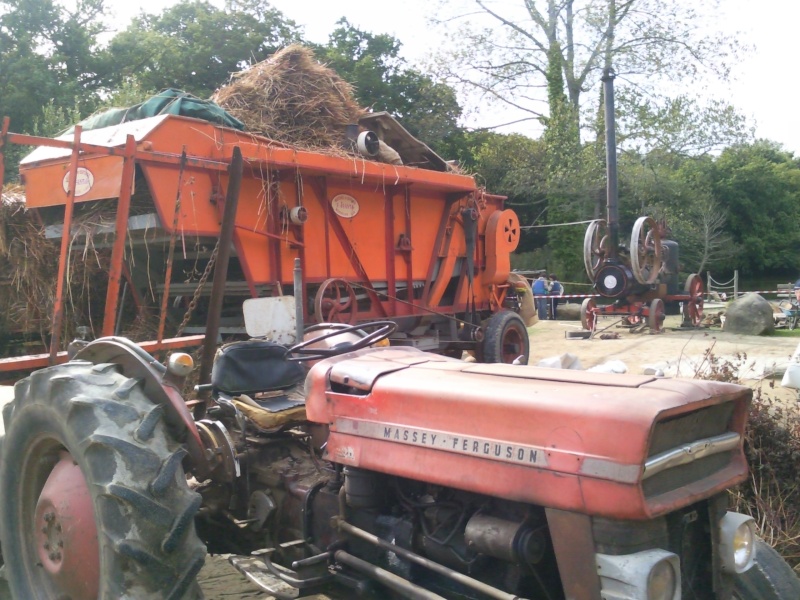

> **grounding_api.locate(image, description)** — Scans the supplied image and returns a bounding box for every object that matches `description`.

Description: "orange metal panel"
[22,155,125,208]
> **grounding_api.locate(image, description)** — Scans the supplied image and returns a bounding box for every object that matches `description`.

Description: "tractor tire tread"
[734,538,800,599]
[0,361,205,599]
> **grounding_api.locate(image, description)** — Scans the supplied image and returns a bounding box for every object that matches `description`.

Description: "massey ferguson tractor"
[0,319,798,600]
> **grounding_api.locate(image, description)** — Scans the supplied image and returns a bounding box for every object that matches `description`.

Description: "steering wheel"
[285,321,398,362]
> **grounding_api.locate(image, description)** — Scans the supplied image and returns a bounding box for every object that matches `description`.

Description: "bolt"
[43,512,55,523]
[48,551,58,561]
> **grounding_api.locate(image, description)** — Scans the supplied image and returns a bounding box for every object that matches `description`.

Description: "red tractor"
[0,317,797,599]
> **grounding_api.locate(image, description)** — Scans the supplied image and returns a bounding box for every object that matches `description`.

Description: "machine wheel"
[732,538,800,599]
[580,298,597,331]
[314,278,358,324]
[682,273,705,326]
[583,219,609,279]
[481,310,530,364]
[0,362,205,599]
[630,216,663,285]
[648,298,665,333]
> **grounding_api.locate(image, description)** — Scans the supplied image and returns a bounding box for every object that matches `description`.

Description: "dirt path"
[528,313,798,387]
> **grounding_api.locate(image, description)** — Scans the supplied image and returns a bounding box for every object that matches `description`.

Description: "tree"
[315,19,462,151]
[702,141,800,275]
[104,0,302,98]
[0,0,108,133]
[433,0,745,148]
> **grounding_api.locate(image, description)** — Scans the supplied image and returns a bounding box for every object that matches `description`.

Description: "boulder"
[723,293,775,335]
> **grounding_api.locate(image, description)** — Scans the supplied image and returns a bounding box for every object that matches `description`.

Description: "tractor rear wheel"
[481,310,530,364]
[733,538,800,599]
[0,361,206,599]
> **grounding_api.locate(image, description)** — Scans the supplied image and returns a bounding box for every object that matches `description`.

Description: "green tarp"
[66,89,245,134]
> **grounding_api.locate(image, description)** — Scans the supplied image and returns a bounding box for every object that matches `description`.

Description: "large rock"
[724,293,775,335]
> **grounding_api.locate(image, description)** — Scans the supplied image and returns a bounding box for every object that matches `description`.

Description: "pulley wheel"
[314,278,358,324]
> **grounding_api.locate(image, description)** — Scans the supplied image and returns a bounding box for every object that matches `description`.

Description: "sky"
[102,0,800,154]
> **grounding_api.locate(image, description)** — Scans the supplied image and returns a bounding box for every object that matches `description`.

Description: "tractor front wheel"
[733,538,800,599]
[0,362,206,599]
[481,310,530,364]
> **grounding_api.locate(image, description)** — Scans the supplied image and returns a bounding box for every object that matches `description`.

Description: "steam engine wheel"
[583,219,610,280]
[630,216,663,285]
[682,273,705,327]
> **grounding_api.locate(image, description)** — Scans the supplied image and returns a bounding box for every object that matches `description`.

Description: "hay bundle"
[211,45,364,149]
[0,186,110,346]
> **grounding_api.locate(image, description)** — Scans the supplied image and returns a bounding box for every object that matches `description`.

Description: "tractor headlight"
[647,559,677,600]
[719,512,756,573]
[596,549,679,600]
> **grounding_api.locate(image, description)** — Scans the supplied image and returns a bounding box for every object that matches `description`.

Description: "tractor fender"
[73,337,207,475]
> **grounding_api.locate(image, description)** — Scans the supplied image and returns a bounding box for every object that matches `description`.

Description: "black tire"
[481,310,530,364]
[733,538,800,599]
[0,361,206,599]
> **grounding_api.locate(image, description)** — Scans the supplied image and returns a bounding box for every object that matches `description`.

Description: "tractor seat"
[211,339,306,397]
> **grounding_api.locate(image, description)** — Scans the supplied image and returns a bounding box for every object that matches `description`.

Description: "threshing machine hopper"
[4,112,532,369]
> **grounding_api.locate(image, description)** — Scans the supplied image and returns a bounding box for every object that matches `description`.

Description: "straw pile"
[211,45,364,149]
[0,186,109,347]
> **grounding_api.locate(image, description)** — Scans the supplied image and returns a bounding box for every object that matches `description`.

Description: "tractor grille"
[643,401,739,499]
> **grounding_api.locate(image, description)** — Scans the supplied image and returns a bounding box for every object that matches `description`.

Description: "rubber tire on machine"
[733,538,800,599]
[481,310,530,364]
[0,362,206,599]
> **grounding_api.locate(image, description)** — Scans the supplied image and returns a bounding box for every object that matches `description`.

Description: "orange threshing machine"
[0,112,532,376]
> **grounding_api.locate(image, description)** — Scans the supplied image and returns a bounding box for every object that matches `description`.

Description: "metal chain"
[176,240,220,337]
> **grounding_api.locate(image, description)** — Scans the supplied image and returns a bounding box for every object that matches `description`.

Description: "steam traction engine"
[581,216,705,333]
[580,70,704,334]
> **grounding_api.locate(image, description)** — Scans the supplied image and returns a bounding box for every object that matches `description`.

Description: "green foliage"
[103,0,302,98]
[0,0,106,133]
[704,142,800,275]
[32,98,82,137]
[315,19,462,152]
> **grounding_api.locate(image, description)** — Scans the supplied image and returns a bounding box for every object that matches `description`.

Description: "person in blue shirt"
[548,274,564,320]
[532,276,549,321]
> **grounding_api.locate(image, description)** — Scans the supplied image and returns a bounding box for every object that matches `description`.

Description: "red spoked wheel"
[682,273,705,327]
[580,298,597,331]
[0,363,206,599]
[314,278,358,324]
[648,298,665,333]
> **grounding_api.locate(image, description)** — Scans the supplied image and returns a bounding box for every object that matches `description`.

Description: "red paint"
[35,452,99,600]
[306,348,750,520]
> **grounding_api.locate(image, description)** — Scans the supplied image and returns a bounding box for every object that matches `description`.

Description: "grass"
[771,328,800,338]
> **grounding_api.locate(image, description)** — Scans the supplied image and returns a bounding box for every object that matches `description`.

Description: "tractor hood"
[305,348,750,520]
